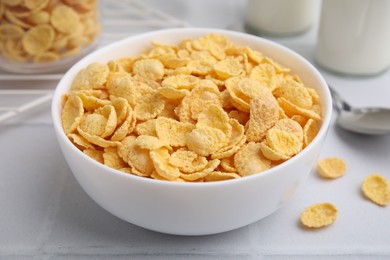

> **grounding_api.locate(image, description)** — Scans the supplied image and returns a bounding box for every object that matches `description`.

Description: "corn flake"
[62,94,84,134]
[245,92,279,142]
[125,136,155,176]
[220,157,237,172]
[266,129,302,157]
[197,104,231,136]
[22,24,54,55]
[205,171,241,182]
[51,5,80,34]
[162,74,199,90]
[83,148,104,164]
[179,156,208,173]
[278,97,321,121]
[234,142,271,177]
[300,203,338,228]
[213,58,244,79]
[132,58,164,81]
[186,126,228,156]
[103,147,127,169]
[67,133,94,149]
[77,126,121,148]
[303,118,319,147]
[259,141,290,161]
[134,92,165,121]
[169,149,198,168]
[72,63,109,90]
[156,117,195,147]
[134,119,157,137]
[317,157,346,179]
[249,63,282,91]
[135,135,169,150]
[150,147,181,180]
[362,174,390,206]
[273,80,313,109]
[0,24,24,40]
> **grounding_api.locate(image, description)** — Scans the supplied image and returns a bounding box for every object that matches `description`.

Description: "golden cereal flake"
[205,171,241,182]
[62,95,84,134]
[178,82,222,122]
[300,203,338,228]
[77,127,121,148]
[50,5,81,34]
[362,174,390,206]
[169,149,198,168]
[67,133,94,149]
[125,136,155,176]
[134,92,165,121]
[155,117,195,147]
[303,118,319,147]
[135,119,157,137]
[272,118,304,141]
[111,97,129,125]
[132,58,164,81]
[103,147,127,169]
[71,63,109,90]
[225,77,270,113]
[234,142,271,177]
[197,104,232,137]
[273,80,313,109]
[111,107,136,141]
[245,92,279,142]
[266,129,302,157]
[213,57,244,79]
[135,135,169,150]
[278,97,321,121]
[22,24,54,55]
[0,24,24,40]
[158,87,189,100]
[249,63,282,91]
[186,126,228,156]
[259,141,290,161]
[83,148,104,164]
[317,157,346,179]
[220,156,237,172]
[150,147,181,181]
[161,74,199,90]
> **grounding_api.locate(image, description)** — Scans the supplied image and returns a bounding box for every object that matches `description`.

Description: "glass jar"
[245,0,318,37]
[0,0,100,73]
[315,0,390,76]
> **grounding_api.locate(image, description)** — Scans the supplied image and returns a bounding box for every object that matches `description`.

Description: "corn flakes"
[61,33,323,182]
[0,0,99,64]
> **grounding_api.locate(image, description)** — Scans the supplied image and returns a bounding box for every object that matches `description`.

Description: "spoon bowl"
[329,86,390,135]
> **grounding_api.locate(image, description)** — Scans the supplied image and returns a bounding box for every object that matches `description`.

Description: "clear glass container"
[245,0,318,37]
[0,0,100,73]
[315,0,390,76]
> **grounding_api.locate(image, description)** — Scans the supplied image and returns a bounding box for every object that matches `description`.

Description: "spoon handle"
[327,85,351,112]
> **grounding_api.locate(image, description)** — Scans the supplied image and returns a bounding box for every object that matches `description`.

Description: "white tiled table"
[1,0,389,259]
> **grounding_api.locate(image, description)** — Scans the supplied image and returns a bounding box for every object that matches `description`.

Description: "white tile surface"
[1,0,390,259]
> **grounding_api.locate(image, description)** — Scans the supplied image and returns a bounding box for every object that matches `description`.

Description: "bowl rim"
[52,27,332,188]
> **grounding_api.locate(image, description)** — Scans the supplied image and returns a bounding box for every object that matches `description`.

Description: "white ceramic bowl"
[52,28,332,236]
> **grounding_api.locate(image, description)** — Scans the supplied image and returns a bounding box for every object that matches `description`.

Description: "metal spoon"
[329,85,390,135]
